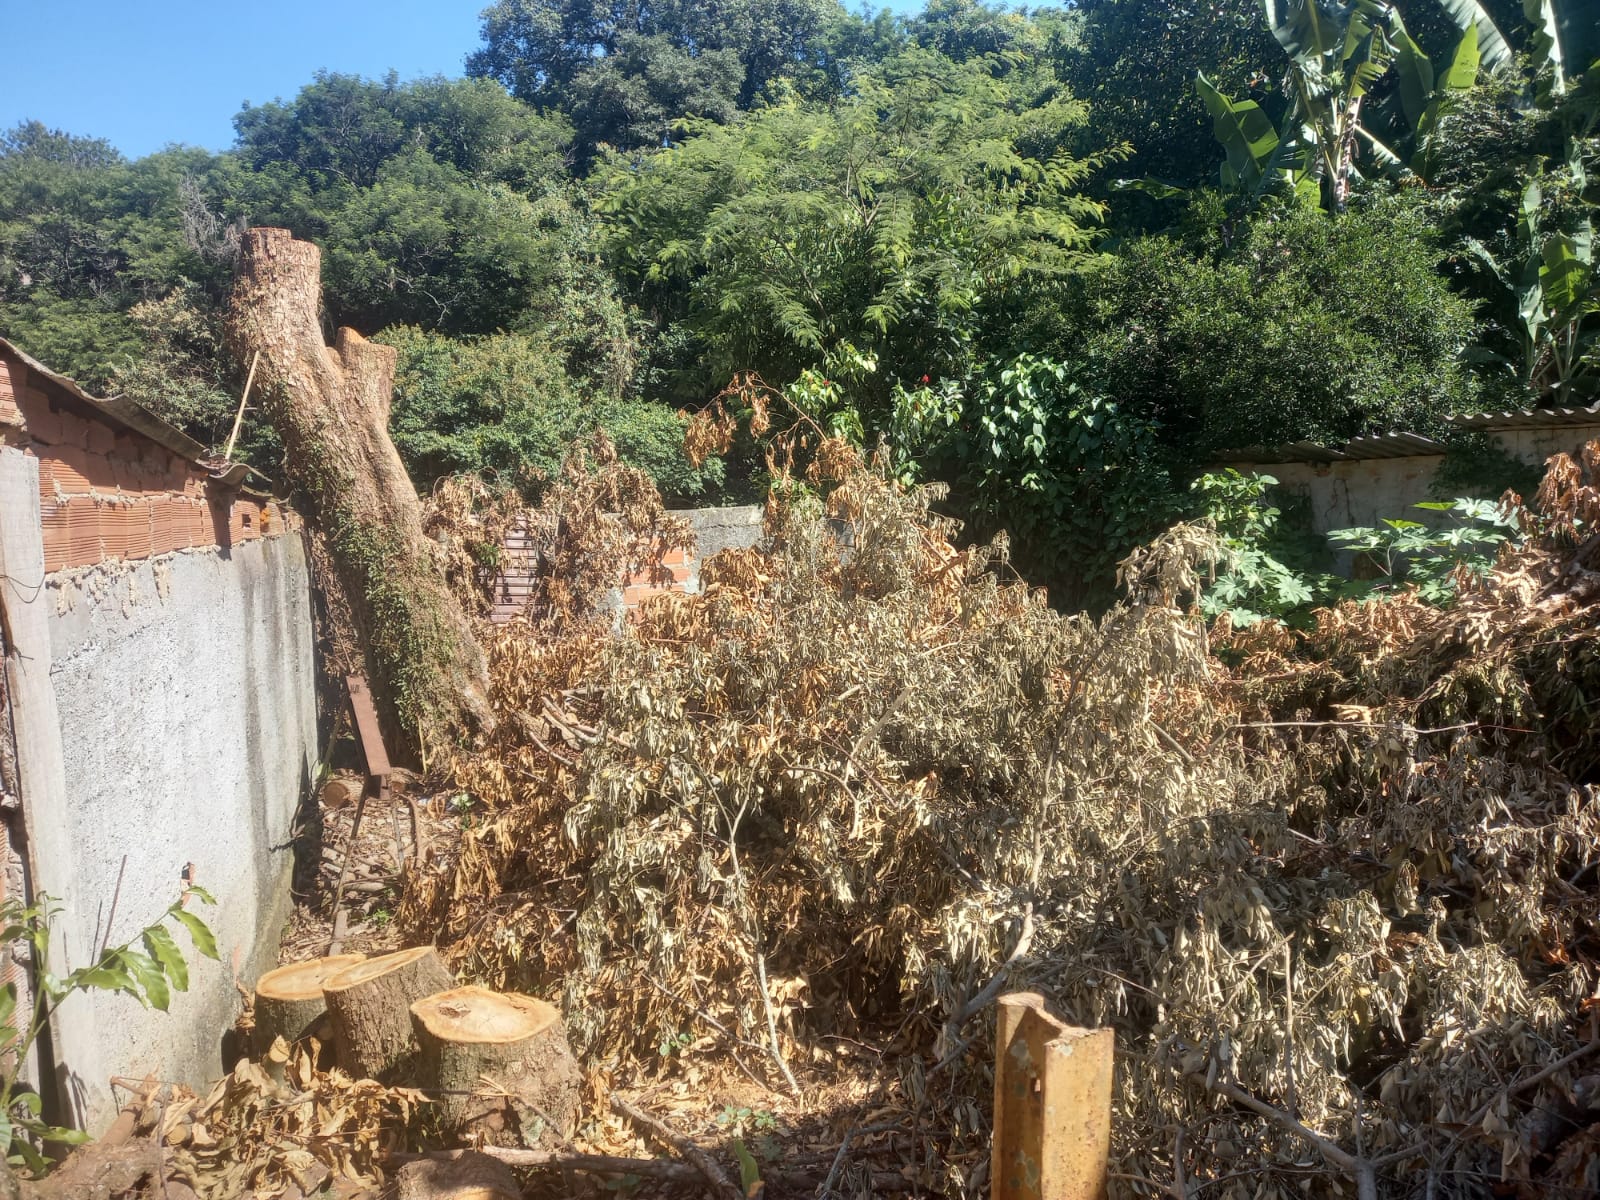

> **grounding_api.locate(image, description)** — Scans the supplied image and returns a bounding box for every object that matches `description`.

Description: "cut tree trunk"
[394,1153,521,1200]
[323,946,454,1082]
[253,953,367,1061]
[226,227,492,749]
[411,986,581,1149]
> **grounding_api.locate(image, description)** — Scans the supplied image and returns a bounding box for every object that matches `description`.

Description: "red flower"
[920,374,931,384]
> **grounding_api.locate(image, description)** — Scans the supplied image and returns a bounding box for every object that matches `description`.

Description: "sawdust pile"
[404,435,1600,1198]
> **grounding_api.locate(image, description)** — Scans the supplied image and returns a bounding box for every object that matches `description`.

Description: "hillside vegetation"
[4,0,1595,601]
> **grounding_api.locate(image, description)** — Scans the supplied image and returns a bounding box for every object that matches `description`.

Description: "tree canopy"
[0,0,1595,602]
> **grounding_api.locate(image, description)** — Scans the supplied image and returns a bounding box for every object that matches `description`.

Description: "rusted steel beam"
[992,991,1115,1200]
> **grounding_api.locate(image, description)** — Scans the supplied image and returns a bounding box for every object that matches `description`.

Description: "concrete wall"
[492,504,765,623]
[0,347,318,1131]
[45,537,316,1125]
[1232,423,1600,534]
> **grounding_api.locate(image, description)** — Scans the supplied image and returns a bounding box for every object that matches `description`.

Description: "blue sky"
[0,0,924,160]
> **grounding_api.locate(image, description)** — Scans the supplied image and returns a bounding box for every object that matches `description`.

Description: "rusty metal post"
[992,991,1114,1200]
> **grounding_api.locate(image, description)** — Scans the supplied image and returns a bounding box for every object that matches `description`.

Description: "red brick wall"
[490,523,697,624]
[0,353,289,574]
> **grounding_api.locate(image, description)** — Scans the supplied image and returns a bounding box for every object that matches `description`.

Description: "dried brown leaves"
[403,441,1600,1198]
[140,1040,426,1198]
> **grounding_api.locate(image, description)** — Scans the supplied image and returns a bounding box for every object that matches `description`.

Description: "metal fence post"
[992,991,1115,1200]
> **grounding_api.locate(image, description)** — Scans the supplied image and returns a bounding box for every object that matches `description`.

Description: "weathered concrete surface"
[42,533,317,1129]
[1233,422,1600,535]
[678,505,764,593]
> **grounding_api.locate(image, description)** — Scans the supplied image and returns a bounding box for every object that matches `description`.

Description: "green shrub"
[380,326,723,504]
[1059,192,1483,454]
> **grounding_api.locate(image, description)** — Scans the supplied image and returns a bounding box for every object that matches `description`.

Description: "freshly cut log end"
[411,987,560,1044]
[323,946,454,1082]
[411,986,581,1150]
[394,1153,520,1200]
[252,953,366,1059]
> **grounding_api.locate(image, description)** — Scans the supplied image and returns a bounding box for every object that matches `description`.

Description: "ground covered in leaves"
[397,435,1600,1199]
[88,435,1600,1200]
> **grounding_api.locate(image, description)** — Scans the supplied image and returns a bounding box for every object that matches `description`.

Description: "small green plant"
[713,1104,777,1138]
[1329,497,1518,603]
[369,908,393,929]
[657,1029,693,1058]
[1192,469,1320,625]
[0,889,217,1172]
[1193,471,1520,622]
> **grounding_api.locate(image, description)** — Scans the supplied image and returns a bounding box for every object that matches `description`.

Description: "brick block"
[43,445,95,495]
[51,402,95,452]
[40,497,103,573]
[86,419,116,456]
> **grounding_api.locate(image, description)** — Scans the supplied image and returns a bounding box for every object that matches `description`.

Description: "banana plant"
[1524,0,1600,99]
[1263,0,1408,211]
[1393,22,1482,181]
[1199,0,1518,212]
[1466,151,1597,399]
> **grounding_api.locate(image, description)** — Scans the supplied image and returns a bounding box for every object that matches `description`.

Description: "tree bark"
[394,1152,521,1200]
[226,227,492,748]
[411,986,581,1150]
[253,953,367,1062]
[323,946,455,1082]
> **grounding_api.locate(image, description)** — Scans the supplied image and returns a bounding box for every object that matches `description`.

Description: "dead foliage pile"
[116,1041,426,1199]
[404,434,1600,1198]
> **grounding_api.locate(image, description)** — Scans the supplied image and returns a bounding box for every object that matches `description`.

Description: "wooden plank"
[345,674,391,778]
[992,992,1114,1200]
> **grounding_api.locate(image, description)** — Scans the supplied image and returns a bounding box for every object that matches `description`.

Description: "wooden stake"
[991,992,1114,1200]
[221,350,259,464]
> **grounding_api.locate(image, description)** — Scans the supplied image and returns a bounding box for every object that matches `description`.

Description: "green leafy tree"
[0,126,226,389]
[1061,0,1283,192]
[1050,192,1482,454]
[380,326,722,503]
[603,45,1117,414]
[469,0,846,157]
[893,352,1181,603]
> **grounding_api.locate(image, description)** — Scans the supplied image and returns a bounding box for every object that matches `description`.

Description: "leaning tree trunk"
[227,227,492,747]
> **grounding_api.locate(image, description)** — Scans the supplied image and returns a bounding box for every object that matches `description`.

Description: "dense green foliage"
[0,0,1596,607]
[380,325,723,501]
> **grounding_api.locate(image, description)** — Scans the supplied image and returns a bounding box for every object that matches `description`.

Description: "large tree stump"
[323,947,454,1082]
[226,227,493,749]
[253,953,367,1061]
[394,1153,520,1200]
[411,986,581,1149]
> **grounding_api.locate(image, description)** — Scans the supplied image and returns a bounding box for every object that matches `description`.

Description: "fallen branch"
[389,1146,701,1183]
[386,1145,917,1193]
[611,1095,743,1200]
[1180,1064,1376,1200]
[930,903,1035,1075]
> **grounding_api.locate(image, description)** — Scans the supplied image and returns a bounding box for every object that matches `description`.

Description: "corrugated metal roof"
[1220,403,1600,464]
[0,335,266,490]
[1445,404,1600,432]
[1340,431,1447,458]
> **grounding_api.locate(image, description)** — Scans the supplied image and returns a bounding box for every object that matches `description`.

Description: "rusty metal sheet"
[345,674,391,779]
